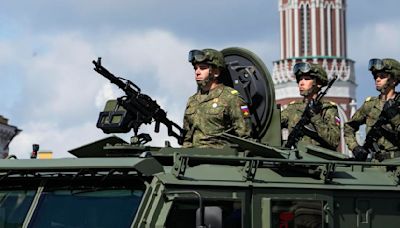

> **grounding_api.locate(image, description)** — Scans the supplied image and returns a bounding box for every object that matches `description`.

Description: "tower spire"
[274,0,356,118]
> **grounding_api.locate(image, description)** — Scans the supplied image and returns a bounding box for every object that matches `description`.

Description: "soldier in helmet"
[345,58,400,161]
[281,62,340,150]
[182,48,252,148]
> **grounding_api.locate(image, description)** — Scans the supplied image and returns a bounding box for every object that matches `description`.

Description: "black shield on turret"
[221,47,277,141]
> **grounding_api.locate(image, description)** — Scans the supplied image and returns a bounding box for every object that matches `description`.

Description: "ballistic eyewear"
[368,58,388,71]
[293,62,312,75]
[188,50,207,63]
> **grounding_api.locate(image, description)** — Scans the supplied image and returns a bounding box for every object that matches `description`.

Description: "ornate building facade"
[273,0,357,152]
[0,115,21,158]
[273,0,356,116]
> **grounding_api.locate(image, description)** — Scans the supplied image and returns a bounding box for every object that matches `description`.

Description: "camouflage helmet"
[188,48,225,69]
[293,62,328,86]
[368,58,400,81]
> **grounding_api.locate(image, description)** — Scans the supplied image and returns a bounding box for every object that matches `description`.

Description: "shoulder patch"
[365,96,372,102]
[329,101,336,106]
[240,105,250,117]
[231,90,239,95]
[289,101,296,104]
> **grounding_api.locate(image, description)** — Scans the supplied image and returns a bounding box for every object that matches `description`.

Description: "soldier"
[281,62,340,150]
[345,58,400,161]
[182,48,251,148]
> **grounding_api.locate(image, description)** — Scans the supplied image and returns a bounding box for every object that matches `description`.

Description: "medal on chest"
[212,98,219,108]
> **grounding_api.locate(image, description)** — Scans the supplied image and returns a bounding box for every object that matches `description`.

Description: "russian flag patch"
[241,105,250,117]
[335,116,341,126]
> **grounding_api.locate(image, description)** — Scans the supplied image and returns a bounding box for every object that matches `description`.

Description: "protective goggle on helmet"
[188,50,208,63]
[293,62,328,86]
[188,49,225,68]
[293,62,312,76]
[368,58,388,71]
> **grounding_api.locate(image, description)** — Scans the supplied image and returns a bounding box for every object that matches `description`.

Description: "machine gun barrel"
[285,75,337,149]
[93,57,140,96]
[92,57,184,145]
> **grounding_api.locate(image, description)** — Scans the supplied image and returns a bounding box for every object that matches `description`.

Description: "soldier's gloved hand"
[383,99,399,120]
[305,99,322,118]
[352,146,368,161]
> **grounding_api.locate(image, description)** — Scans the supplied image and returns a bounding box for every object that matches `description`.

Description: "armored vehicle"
[1,48,400,228]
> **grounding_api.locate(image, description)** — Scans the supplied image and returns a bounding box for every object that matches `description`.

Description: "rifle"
[93,57,184,145]
[362,97,400,160]
[285,76,337,149]
[361,113,386,160]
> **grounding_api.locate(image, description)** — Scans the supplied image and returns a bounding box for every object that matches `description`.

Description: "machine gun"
[285,76,337,149]
[93,57,184,145]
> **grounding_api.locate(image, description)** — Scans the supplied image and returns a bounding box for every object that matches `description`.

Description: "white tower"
[273,0,356,119]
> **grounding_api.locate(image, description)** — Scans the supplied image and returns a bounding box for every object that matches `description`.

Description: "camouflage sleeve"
[228,95,252,138]
[389,114,400,130]
[344,102,369,150]
[309,104,340,149]
[182,100,193,148]
[281,106,289,129]
[392,93,400,126]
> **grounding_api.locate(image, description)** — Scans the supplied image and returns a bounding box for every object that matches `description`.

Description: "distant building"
[0,115,21,158]
[273,0,356,153]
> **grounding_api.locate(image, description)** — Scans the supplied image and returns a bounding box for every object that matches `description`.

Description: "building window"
[300,5,305,56]
[300,4,311,57]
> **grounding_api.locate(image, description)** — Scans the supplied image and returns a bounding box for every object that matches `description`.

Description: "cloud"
[348,21,400,62]
[102,30,196,95]
[0,42,16,64]
[9,33,98,125]
[7,29,200,158]
[10,120,103,159]
[347,20,400,102]
[95,83,118,108]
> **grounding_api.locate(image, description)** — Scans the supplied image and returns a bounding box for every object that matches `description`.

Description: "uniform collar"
[196,84,224,102]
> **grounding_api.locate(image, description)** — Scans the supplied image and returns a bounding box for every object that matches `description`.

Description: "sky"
[1,0,399,158]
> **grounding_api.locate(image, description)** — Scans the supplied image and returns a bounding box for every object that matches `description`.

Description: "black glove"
[305,99,322,118]
[352,146,368,161]
[382,99,399,120]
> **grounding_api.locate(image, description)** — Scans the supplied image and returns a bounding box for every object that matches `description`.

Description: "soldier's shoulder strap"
[365,96,377,102]
[319,99,338,109]
[222,85,239,96]
[288,100,303,106]
[223,85,248,103]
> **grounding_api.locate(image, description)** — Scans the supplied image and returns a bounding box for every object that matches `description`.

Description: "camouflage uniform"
[183,84,251,148]
[344,95,400,159]
[281,99,340,149]
[345,58,400,161]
